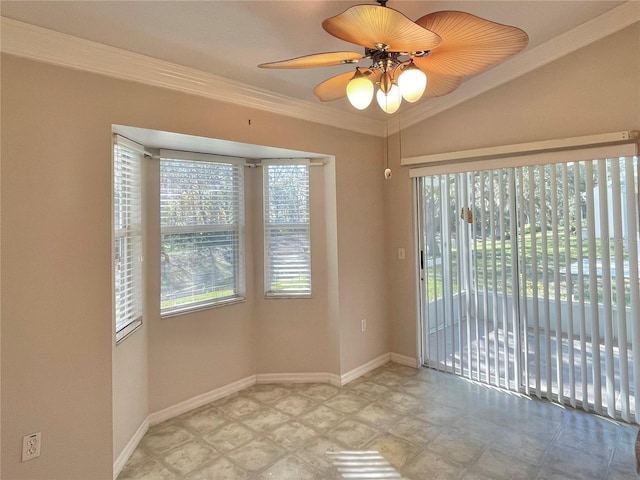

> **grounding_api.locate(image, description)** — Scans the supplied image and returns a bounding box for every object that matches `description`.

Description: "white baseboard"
[256,372,341,386]
[113,417,149,480]
[390,352,420,368]
[340,353,391,386]
[148,375,256,426]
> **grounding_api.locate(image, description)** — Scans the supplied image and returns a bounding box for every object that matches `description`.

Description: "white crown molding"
[395,1,640,134]
[5,3,634,138]
[0,17,385,138]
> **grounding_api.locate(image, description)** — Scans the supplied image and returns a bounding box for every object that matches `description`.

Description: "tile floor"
[117,362,639,479]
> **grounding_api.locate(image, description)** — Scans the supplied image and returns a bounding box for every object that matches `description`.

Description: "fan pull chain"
[384,121,392,179]
[398,115,402,163]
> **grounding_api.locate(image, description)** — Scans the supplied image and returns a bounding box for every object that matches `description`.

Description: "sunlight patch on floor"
[328,450,403,479]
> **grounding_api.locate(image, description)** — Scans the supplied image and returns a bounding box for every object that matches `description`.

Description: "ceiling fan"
[259,0,528,114]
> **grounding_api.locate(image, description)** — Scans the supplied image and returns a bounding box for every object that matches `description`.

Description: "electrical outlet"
[22,432,41,462]
[361,318,367,332]
[398,248,406,260]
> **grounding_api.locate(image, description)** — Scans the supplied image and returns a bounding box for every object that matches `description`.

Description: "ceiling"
[0,0,628,122]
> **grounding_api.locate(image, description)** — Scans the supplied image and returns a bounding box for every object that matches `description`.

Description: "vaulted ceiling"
[1,1,636,135]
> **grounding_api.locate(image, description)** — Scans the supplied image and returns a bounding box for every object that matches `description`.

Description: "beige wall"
[5,19,637,480]
[252,161,335,375]
[386,24,640,359]
[143,153,258,415]
[1,54,386,479]
[112,326,148,461]
[112,154,153,461]
[2,57,115,479]
[335,144,389,372]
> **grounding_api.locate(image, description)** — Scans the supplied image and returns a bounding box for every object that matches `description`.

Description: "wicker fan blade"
[259,51,364,69]
[422,72,463,98]
[323,4,441,52]
[314,69,381,102]
[415,11,528,77]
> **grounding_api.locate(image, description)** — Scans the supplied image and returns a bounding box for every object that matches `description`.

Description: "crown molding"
[394,1,640,134]
[0,17,386,137]
[2,2,638,138]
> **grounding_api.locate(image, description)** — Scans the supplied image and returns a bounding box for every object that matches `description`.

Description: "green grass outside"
[425,229,632,304]
[161,289,234,309]
[269,276,310,292]
[161,276,311,309]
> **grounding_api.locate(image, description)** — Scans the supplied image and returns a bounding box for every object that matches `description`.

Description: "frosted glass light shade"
[376,84,402,114]
[398,63,427,102]
[346,71,374,110]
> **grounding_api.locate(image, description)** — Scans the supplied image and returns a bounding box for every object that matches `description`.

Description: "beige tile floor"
[117,362,639,480]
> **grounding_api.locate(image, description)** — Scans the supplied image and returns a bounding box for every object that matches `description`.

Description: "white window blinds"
[418,153,640,423]
[160,153,245,315]
[264,163,311,297]
[113,136,143,342]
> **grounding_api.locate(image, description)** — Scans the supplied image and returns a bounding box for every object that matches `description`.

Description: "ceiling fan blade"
[323,4,441,52]
[415,11,528,77]
[314,69,382,102]
[421,72,463,98]
[259,51,364,69]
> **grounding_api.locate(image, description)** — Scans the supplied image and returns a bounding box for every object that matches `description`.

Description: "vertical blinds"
[160,155,245,315]
[264,164,311,297]
[521,158,640,421]
[113,138,143,341]
[419,153,640,423]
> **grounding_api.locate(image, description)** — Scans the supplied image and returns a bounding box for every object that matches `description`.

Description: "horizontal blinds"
[116,135,149,155]
[264,164,311,297]
[113,138,143,341]
[160,155,245,315]
[161,159,243,227]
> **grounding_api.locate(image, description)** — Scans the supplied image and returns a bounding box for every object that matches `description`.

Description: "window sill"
[161,296,246,318]
[264,294,313,300]
[115,318,143,345]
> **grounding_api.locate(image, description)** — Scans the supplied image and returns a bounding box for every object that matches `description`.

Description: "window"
[113,136,143,342]
[263,162,311,297]
[160,152,245,315]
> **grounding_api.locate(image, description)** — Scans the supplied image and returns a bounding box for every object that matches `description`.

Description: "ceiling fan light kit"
[346,68,375,109]
[397,61,427,103]
[376,83,402,114]
[259,0,528,115]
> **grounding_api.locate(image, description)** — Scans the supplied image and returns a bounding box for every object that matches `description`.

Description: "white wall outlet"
[398,248,406,260]
[22,432,41,462]
[361,318,367,332]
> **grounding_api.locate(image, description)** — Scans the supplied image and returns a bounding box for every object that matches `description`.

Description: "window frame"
[263,161,312,298]
[113,136,144,343]
[159,151,246,317]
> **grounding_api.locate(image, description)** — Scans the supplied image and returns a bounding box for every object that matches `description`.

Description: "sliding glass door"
[417,170,519,390]
[417,155,640,423]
